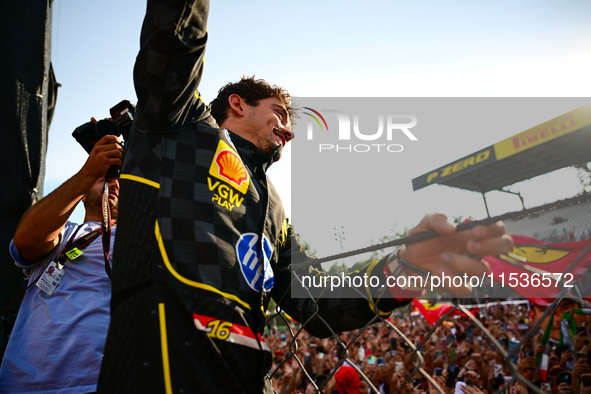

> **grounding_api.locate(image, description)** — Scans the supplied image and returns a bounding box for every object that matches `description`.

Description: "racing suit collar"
[227,131,281,172]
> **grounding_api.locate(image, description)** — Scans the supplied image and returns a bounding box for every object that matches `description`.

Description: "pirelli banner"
[413,147,495,190]
[412,102,591,191]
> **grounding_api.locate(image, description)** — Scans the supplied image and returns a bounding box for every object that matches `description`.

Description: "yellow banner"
[494,104,591,160]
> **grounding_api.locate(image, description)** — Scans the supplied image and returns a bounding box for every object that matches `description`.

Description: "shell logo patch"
[235,233,274,292]
[209,140,249,194]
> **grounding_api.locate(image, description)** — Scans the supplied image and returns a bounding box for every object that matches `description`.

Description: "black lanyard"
[102,181,113,278]
[56,227,103,268]
[59,180,114,278]
[58,177,116,278]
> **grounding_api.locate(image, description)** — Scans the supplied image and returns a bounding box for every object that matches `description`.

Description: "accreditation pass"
[36,261,65,296]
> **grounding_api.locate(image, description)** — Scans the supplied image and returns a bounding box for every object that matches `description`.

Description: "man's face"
[84,178,120,220]
[240,97,293,158]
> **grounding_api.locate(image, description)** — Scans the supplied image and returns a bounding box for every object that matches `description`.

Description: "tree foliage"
[574,162,591,193]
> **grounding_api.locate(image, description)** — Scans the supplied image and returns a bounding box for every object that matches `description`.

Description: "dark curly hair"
[209,75,293,126]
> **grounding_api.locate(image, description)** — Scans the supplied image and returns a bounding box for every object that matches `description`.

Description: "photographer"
[0,135,122,393]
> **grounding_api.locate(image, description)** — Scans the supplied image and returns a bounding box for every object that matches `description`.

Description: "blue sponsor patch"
[236,233,274,291]
[223,129,237,149]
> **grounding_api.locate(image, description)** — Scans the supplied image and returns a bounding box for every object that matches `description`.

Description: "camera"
[72,100,134,178]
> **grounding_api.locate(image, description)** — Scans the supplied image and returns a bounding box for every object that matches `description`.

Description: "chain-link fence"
[266,192,591,394]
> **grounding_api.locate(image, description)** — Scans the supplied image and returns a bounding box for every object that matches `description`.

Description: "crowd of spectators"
[265,300,591,394]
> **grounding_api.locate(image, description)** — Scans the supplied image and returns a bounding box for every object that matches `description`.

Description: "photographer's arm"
[13,135,122,261]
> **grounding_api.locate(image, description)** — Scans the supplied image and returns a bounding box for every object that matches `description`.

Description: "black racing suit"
[97,1,405,392]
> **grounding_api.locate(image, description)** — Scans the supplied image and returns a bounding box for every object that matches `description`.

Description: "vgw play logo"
[302,106,418,153]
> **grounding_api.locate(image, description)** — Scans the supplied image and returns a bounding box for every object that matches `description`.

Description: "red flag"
[484,235,591,299]
[412,299,463,325]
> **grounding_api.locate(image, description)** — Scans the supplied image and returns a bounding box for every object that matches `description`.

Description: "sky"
[47,0,591,261]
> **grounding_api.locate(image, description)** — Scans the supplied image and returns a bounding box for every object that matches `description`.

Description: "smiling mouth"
[273,128,288,146]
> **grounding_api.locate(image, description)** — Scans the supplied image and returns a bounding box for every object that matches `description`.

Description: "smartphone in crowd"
[557,372,572,386]
[508,339,520,362]
[446,365,459,388]
[390,337,397,350]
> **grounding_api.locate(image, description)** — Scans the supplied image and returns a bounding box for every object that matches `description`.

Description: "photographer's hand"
[79,134,123,181]
[13,135,123,261]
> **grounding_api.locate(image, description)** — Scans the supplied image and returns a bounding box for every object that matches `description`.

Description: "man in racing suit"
[98,1,513,393]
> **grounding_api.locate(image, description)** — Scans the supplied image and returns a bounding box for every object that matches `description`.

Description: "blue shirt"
[0,221,115,393]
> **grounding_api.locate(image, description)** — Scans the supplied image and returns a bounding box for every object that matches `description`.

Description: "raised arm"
[13,135,122,261]
[272,215,513,338]
[133,0,213,133]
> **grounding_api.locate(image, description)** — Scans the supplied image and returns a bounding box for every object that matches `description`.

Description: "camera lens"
[95,119,120,137]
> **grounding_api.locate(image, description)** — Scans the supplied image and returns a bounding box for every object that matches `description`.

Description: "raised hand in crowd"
[508,382,528,394]
[580,373,591,394]
[573,355,591,393]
